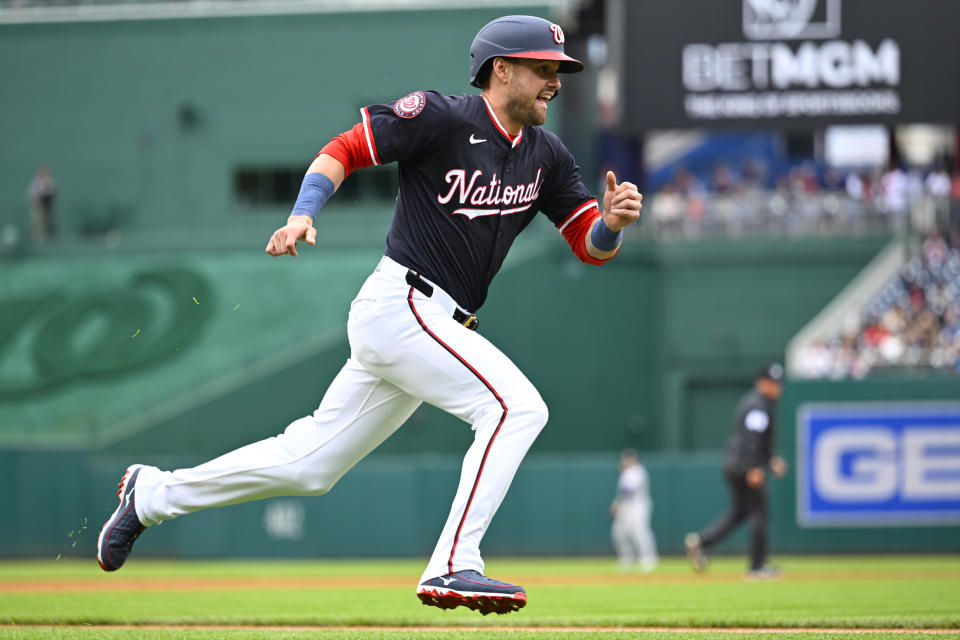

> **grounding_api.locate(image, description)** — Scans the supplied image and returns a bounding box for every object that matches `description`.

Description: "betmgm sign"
[797,403,960,527]
[622,0,960,129]
[684,0,900,121]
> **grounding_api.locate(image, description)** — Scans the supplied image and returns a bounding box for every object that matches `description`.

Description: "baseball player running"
[97,15,643,615]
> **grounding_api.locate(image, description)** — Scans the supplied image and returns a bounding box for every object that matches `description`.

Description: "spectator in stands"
[923,232,949,267]
[926,163,953,232]
[797,161,821,194]
[948,168,960,246]
[712,162,736,194]
[845,170,866,201]
[649,182,684,239]
[674,167,705,198]
[932,302,960,371]
[823,168,844,192]
[674,168,707,236]
[795,340,832,378]
[739,158,767,191]
[925,163,951,200]
[712,163,740,233]
[880,162,909,233]
[28,165,57,243]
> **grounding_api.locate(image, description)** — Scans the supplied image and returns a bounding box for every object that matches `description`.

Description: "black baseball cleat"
[685,532,709,573]
[745,564,782,581]
[97,465,147,572]
[417,570,527,615]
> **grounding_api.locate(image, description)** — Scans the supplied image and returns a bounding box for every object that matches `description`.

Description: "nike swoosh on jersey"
[469,134,487,144]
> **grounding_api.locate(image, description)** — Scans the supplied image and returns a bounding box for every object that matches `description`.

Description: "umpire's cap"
[469,15,584,88]
[757,363,785,383]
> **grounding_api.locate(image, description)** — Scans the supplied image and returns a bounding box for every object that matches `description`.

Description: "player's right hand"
[601,170,643,231]
[265,217,316,257]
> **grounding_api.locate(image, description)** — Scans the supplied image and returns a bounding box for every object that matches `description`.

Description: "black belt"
[405,271,479,331]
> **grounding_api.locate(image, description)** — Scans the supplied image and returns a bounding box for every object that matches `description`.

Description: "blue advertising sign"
[797,403,960,526]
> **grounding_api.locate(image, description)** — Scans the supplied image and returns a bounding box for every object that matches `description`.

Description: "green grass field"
[1,555,957,639]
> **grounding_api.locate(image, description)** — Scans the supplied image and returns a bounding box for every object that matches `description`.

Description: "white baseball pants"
[133,255,549,584]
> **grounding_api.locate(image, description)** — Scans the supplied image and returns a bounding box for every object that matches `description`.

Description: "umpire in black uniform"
[685,363,787,578]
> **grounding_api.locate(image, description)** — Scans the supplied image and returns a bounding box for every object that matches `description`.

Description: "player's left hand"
[746,466,765,489]
[601,171,643,231]
[770,455,788,478]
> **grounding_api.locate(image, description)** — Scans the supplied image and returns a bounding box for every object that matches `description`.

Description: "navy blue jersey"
[723,389,777,474]
[361,90,597,312]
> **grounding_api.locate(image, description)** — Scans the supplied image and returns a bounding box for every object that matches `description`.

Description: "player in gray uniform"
[610,449,658,572]
[97,15,643,615]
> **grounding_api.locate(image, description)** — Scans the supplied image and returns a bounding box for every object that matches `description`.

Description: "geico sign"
[683,39,900,91]
[0,268,212,397]
[814,427,960,502]
[799,404,960,526]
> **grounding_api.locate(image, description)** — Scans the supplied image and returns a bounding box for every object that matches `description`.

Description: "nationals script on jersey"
[361,90,600,312]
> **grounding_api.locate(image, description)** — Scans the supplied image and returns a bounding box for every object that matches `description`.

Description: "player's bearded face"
[504,59,561,127]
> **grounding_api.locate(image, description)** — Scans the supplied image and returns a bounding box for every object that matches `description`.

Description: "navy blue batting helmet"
[469,15,584,88]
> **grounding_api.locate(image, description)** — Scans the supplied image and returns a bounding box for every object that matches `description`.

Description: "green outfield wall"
[3,7,955,562]
[0,5,555,241]
[8,233,954,561]
[5,435,957,562]
[1,231,887,453]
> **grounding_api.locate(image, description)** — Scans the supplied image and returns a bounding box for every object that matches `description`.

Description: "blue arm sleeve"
[590,216,623,251]
[290,173,336,220]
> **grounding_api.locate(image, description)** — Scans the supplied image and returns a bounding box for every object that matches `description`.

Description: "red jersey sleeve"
[557,200,616,265]
[316,121,375,177]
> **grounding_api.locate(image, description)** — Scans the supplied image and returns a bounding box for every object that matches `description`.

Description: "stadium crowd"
[794,232,960,378]
[642,160,960,242]
[640,156,960,379]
